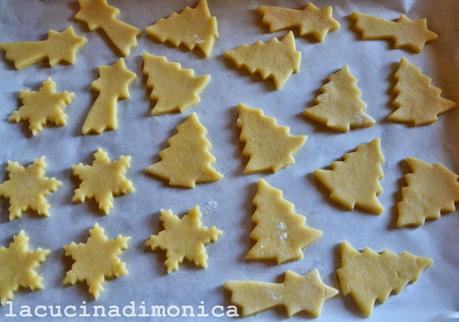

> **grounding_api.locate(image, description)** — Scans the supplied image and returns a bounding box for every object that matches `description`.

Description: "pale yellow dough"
[304,65,375,132]
[0,156,62,220]
[224,31,301,89]
[143,53,210,115]
[337,241,432,317]
[225,269,338,317]
[145,206,222,273]
[82,59,136,135]
[75,0,140,56]
[0,26,87,69]
[389,57,456,126]
[247,179,322,264]
[63,223,130,299]
[146,0,218,57]
[259,3,340,42]
[0,231,49,304]
[145,113,222,188]
[351,12,437,53]
[314,138,384,214]
[237,104,306,173]
[397,157,459,227]
[72,149,134,215]
[9,78,75,136]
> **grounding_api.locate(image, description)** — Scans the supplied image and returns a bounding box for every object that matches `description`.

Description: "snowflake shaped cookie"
[72,149,134,215]
[63,224,130,299]
[9,78,75,136]
[0,231,49,304]
[145,206,222,273]
[0,156,62,220]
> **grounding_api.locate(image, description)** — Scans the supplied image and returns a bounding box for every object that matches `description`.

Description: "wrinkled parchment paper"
[0,0,458,321]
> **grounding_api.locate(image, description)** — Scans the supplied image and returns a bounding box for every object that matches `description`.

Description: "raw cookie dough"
[9,78,75,136]
[224,31,301,89]
[351,12,437,53]
[72,148,134,215]
[0,26,87,69]
[225,269,338,318]
[389,57,456,126]
[145,113,222,188]
[314,138,384,214]
[146,0,218,57]
[82,59,136,135]
[246,179,322,264]
[304,65,375,132]
[145,206,222,273]
[396,157,459,228]
[74,0,140,56]
[337,241,432,317]
[259,3,340,42]
[237,104,306,173]
[0,231,49,304]
[63,223,130,299]
[143,53,210,115]
[0,156,62,220]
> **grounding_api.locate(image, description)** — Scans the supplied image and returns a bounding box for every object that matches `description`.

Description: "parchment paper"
[0,0,458,321]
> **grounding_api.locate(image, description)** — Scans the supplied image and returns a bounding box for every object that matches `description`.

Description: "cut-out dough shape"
[337,241,432,317]
[0,231,49,304]
[0,156,62,220]
[143,53,210,115]
[389,57,456,126]
[72,149,134,215]
[82,59,136,134]
[351,12,437,53]
[304,65,375,132]
[224,31,301,89]
[396,157,459,228]
[63,223,129,299]
[314,138,384,214]
[75,0,140,56]
[225,269,338,317]
[146,0,218,57]
[247,179,322,264]
[145,113,222,188]
[259,3,340,42]
[0,26,87,69]
[237,104,306,173]
[145,206,222,273]
[9,78,75,136]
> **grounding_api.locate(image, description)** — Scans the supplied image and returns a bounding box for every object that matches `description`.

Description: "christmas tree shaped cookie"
[0,26,87,69]
[247,179,322,264]
[145,206,222,273]
[72,149,134,215]
[75,0,140,56]
[351,12,437,53]
[9,78,75,136]
[237,104,306,174]
[337,241,432,317]
[0,231,49,304]
[145,113,222,188]
[0,157,62,220]
[304,65,375,132]
[225,269,338,317]
[396,157,459,228]
[224,31,301,89]
[146,0,218,57]
[63,224,130,299]
[82,59,136,135]
[314,138,384,214]
[259,3,340,42]
[143,53,210,115]
[389,57,456,126]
